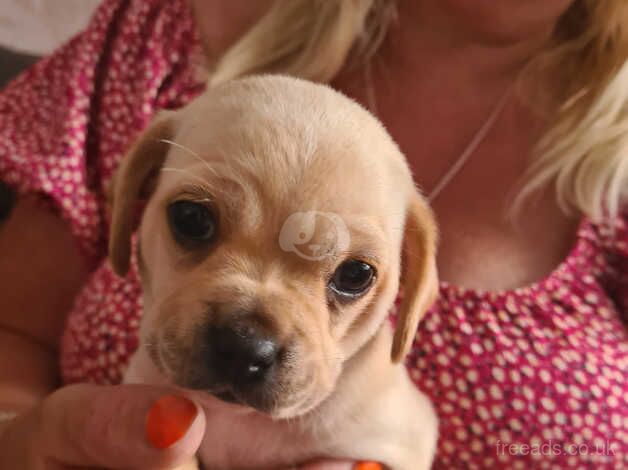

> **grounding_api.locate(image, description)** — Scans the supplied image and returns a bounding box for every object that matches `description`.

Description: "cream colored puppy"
[110,76,438,470]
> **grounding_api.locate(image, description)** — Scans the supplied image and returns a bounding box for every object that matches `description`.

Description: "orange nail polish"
[353,462,383,470]
[146,395,197,449]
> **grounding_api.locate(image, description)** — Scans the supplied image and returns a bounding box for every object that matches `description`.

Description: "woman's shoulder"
[584,207,628,257]
[578,207,628,320]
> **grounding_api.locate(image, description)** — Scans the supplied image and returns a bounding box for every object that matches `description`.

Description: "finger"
[297,459,355,469]
[37,383,205,469]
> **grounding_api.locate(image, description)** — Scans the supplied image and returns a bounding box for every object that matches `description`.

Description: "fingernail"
[146,395,198,449]
[353,463,383,470]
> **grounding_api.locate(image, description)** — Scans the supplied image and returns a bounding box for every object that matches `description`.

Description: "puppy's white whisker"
[159,138,201,158]
[158,138,218,176]
[160,167,211,188]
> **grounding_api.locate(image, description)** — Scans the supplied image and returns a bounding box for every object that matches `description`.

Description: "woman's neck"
[374,0,560,111]
[334,2,558,193]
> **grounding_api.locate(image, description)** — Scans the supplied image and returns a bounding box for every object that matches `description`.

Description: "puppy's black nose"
[207,323,280,384]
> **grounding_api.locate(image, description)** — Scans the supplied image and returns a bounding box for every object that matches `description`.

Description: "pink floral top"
[0,1,626,468]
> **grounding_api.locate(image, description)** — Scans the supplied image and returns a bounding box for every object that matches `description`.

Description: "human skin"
[0,0,578,469]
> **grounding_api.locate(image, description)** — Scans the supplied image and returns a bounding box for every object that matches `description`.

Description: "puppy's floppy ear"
[108,112,177,276]
[391,194,439,363]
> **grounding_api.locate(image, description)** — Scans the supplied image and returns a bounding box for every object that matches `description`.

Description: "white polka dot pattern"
[0,0,204,265]
[402,217,628,469]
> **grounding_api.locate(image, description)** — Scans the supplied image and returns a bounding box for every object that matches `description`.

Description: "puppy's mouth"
[209,387,272,414]
[171,358,329,418]
[197,383,251,408]
[205,383,322,419]
[190,383,253,410]
[213,388,240,405]
[184,375,280,414]
[155,352,335,420]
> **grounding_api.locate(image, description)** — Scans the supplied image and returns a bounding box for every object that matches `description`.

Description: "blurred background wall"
[0,0,100,86]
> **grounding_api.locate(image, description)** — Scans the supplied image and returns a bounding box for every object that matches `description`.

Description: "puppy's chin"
[266,364,342,420]
[177,376,331,419]
[154,352,339,420]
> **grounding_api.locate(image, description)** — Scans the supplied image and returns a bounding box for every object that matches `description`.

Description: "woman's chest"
[336,71,578,292]
[432,186,580,291]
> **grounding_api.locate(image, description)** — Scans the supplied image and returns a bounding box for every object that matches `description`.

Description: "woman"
[0,0,626,468]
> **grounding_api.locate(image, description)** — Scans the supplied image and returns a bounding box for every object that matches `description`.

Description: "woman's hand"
[0,383,205,469]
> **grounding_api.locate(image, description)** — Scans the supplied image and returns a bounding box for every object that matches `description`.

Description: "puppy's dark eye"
[329,260,376,298]
[168,200,217,245]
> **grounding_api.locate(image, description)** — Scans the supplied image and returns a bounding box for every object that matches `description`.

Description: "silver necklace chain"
[427,88,511,203]
[363,62,511,203]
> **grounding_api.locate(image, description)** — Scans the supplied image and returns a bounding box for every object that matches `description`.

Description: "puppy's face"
[110,77,437,418]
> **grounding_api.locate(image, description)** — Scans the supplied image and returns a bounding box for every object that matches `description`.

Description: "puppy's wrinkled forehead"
[163,77,411,220]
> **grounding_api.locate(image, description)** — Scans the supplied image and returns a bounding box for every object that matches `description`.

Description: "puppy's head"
[109,76,437,418]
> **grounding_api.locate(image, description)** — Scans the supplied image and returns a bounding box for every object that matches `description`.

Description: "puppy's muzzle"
[190,315,286,410]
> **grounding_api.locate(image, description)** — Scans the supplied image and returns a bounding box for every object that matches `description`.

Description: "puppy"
[110,75,438,470]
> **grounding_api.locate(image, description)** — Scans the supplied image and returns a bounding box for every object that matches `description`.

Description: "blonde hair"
[515,1,628,220]
[210,0,628,221]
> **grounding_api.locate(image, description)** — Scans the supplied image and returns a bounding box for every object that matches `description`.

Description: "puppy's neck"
[342,323,400,391]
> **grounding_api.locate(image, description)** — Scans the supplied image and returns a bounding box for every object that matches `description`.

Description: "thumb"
[37,383,205,469]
